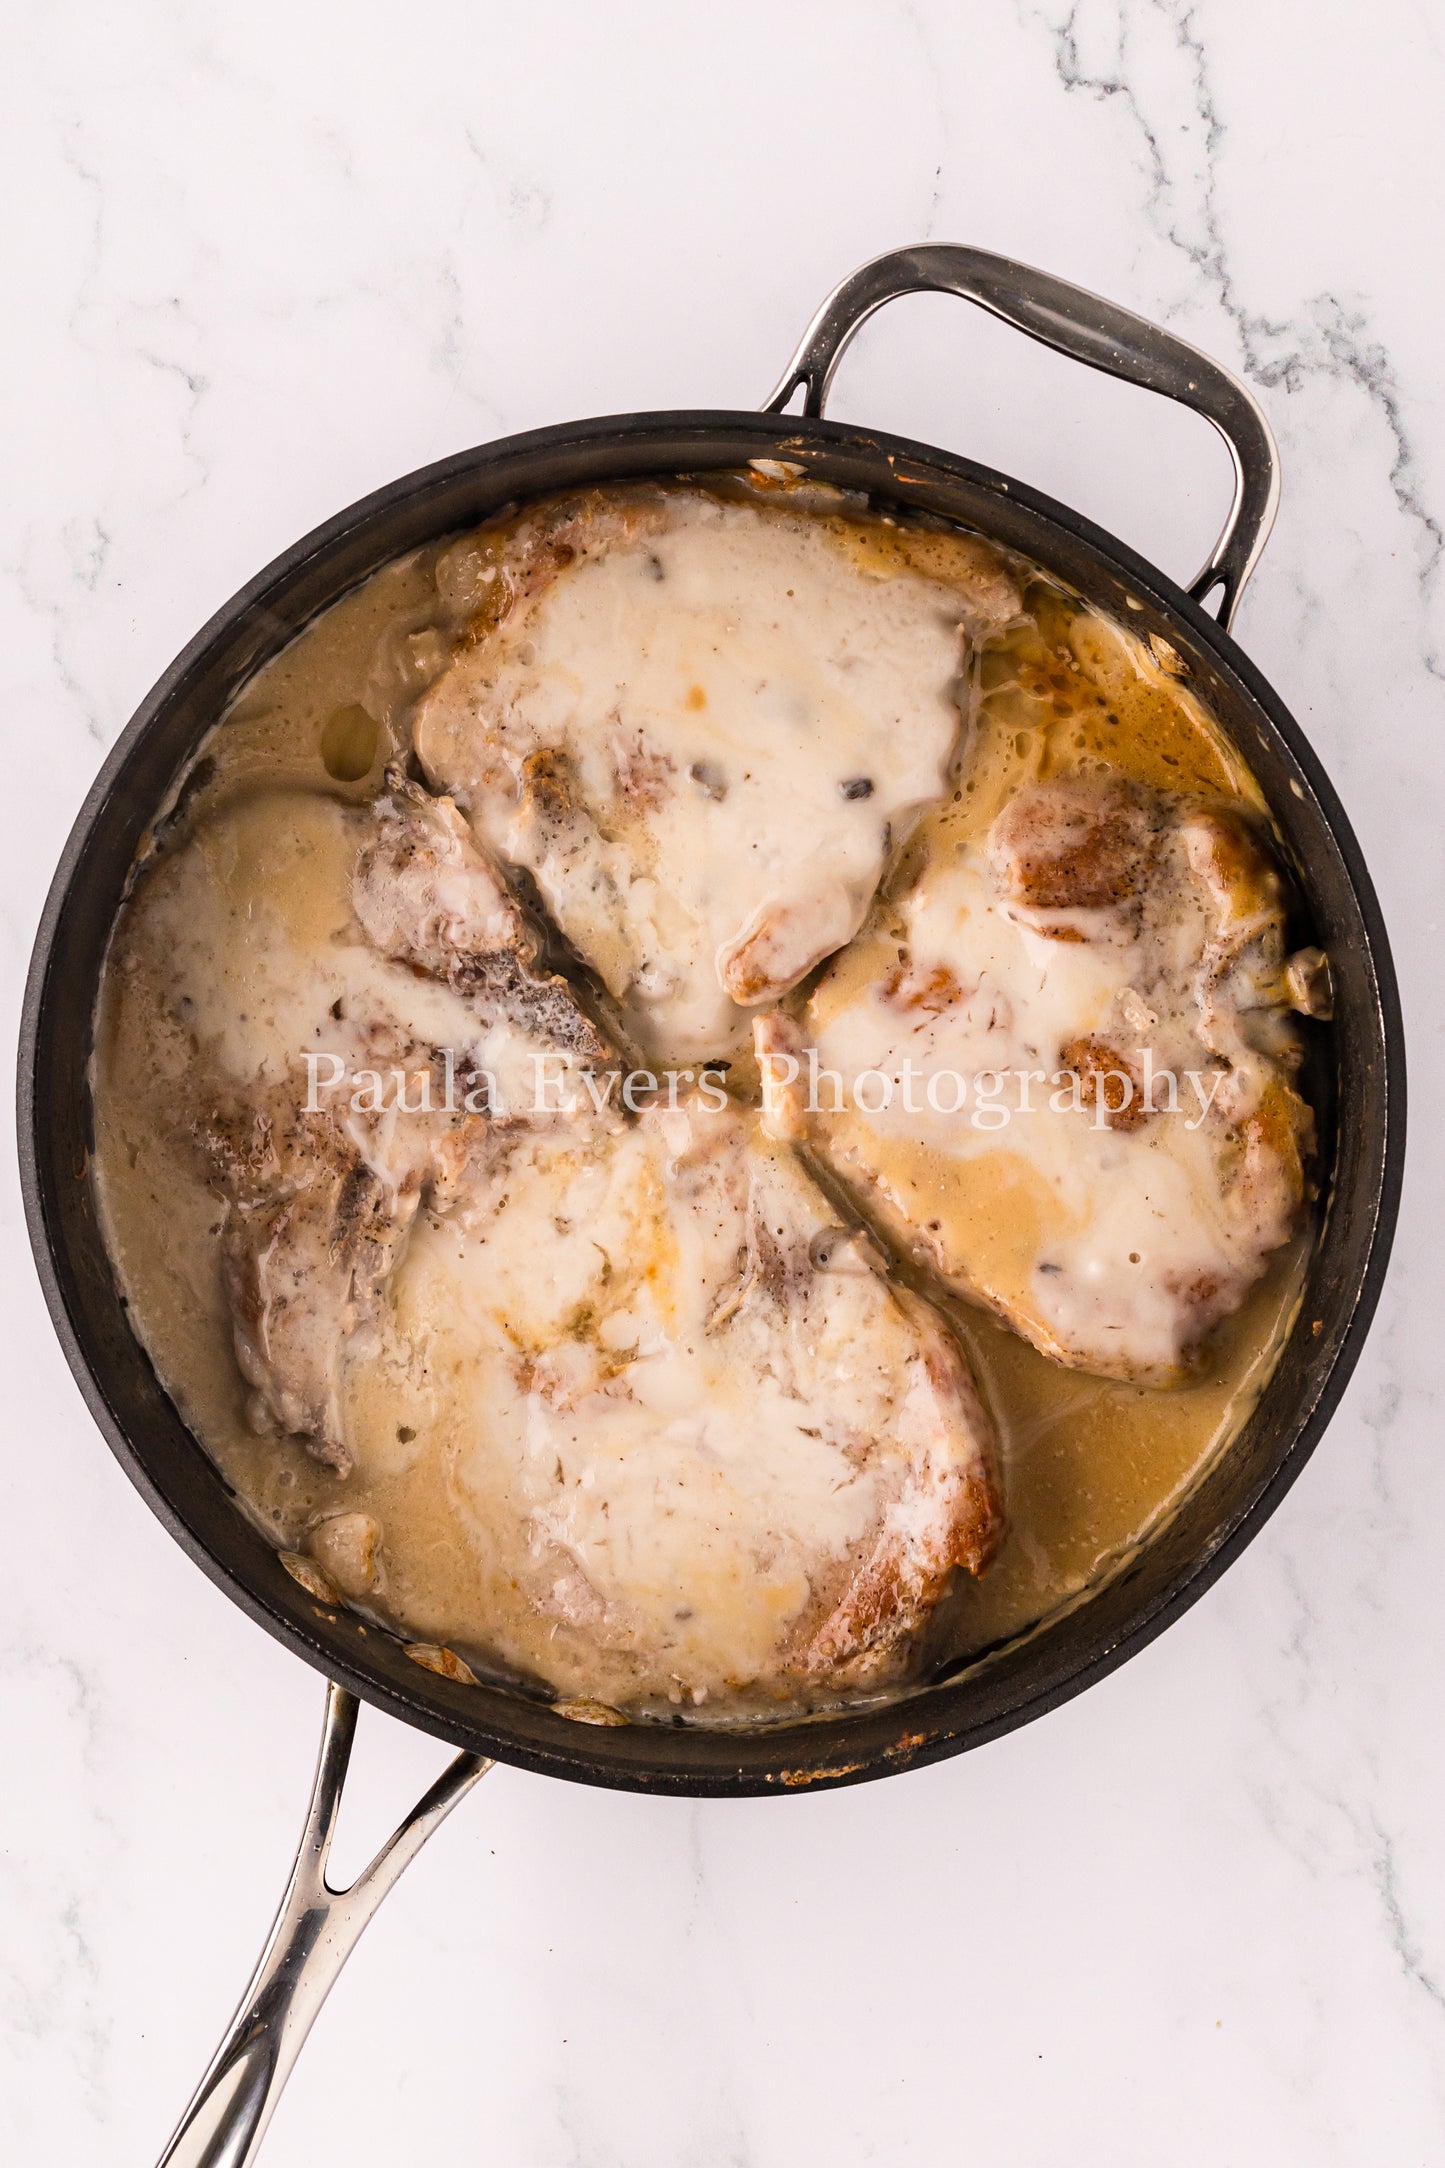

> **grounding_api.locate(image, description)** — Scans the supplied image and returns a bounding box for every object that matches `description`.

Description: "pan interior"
[22,414,1400,1796]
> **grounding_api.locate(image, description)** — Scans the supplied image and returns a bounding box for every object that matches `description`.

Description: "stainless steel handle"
[157,1683,490,2168]
[765,243,1280,630]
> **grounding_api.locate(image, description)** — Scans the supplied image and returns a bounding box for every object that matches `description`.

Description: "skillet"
[19,246,1404,2164]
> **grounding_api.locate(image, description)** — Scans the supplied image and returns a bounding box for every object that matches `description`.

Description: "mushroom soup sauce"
[91,487,1308,1711]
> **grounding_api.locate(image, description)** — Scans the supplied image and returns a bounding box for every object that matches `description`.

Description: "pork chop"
[759,770,1321,1386]
[133,783,612,1467]
[385,1091,1003,1707]
[413,481,1022,1062]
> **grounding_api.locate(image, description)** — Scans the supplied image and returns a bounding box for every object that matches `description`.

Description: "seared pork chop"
[760,771,1320,1386]
[136,785,612,1467]
[197,1082,442,1467]
[386,1092,1002,1706]
[413,482,1022,1062]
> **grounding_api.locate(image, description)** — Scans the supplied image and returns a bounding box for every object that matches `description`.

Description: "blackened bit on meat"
[446,948,611,1058]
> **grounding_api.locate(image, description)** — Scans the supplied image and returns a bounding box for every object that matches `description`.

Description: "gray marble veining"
[2,3,1442,2161]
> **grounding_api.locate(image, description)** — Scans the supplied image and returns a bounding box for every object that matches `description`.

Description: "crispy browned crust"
[796,769,1321,1389]
[1057,1034,1152,1132]
[798,1317,1004,1686]
[990,774,1159,912]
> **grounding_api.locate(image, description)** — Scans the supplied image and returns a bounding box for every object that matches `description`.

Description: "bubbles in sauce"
[319,703,379,782]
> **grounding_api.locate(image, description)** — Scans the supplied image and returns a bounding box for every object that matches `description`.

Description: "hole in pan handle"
[763,242,1280,632]
[156,1683,490,2168]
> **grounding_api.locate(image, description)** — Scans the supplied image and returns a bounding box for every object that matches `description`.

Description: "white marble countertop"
[3,4,1441,2161]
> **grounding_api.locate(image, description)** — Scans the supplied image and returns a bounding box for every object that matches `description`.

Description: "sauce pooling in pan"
[91,475,1317,1720]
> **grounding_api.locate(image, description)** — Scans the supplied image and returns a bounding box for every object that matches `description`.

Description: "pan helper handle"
[157,1683,490,2168]
[765,242,1279,631]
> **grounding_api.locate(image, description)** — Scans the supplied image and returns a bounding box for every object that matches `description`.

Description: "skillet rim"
[18,409,1406,1797]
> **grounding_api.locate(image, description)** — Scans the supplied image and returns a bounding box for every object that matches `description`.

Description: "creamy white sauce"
[142,789,584,1123]
[418,492,980,1061]
[804,845,1284,1381]
[373,1096,994,1700]
[88,481,1314,1717]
